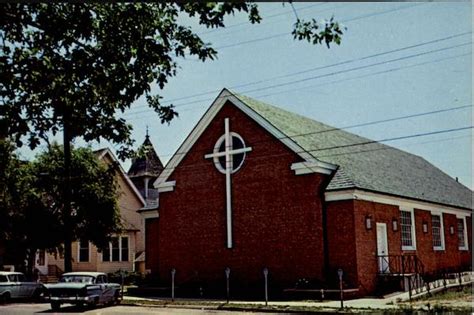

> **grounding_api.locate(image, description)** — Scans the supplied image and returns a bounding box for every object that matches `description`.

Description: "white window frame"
[400,207,417,251]
[457,216,469,251]
[77,241,91,263]
[102,236,129,262]
[431,212,445,251]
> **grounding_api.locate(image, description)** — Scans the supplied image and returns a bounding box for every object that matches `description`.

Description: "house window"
[431,214,444,250]
[458,218,468,250]
[400,209,416,250]
[102,236,129,262]
[78,240,89,262]
[121,237,129,262]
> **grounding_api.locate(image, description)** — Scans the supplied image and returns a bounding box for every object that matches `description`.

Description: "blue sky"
[20,2,473,188]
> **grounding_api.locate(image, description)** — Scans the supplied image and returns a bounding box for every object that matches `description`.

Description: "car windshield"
[59,275,94,284]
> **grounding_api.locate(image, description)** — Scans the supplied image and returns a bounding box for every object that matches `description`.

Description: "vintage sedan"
[44,272,121,310]
[0,271,45,302]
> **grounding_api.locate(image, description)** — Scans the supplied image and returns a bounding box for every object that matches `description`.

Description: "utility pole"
[63,107,73,272]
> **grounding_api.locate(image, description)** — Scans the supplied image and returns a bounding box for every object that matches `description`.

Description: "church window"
[400,209,416,250]
[431,214,444,250]
[213,132,247,174]
[458,217,468,250]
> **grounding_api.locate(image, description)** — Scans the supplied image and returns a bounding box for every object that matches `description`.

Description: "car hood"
[45,283,89,290]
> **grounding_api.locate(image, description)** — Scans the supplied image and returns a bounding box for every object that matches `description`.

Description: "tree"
[0,142,121,274]
[1,3,344,271]
[1,3,344,156]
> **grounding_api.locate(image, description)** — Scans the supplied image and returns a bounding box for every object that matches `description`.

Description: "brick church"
[140,89,472,297]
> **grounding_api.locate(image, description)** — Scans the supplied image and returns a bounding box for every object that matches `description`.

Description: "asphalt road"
[0,303,272,314]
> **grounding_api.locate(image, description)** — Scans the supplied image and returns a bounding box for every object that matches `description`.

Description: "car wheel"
[32,288,42,302]
[114,291,121,305]
[1,292,10,304]
[88,297,99,309]
[51,302,61,311]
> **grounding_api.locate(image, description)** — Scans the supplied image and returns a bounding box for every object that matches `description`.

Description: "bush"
[108,270,143,285]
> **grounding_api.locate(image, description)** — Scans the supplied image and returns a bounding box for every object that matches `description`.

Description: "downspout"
[320,166,338,279]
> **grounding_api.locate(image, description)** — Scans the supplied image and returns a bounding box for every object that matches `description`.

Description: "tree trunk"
[26,247,37,280]
[63,109,73,272]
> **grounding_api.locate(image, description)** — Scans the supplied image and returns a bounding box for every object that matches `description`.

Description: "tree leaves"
[1,3,343,159]
[292,16,346,48]
[2,142,123,256]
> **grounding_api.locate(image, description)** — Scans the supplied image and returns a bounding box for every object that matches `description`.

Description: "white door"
[376,223,389,273]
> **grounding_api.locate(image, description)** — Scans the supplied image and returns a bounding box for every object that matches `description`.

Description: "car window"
[0,275,8,283]
[17,274,25,282]
[96,275,105,284]
[8,274,18,282]
[59,275,94,283]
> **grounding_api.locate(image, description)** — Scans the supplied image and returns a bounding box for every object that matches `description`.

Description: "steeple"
[128,132,164,202]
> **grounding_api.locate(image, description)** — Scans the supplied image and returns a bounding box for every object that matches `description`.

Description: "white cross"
[204,118,252,248]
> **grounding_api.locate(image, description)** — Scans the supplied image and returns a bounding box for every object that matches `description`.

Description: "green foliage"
[0,142,121,268]
[292,16,345,47]
[31,144,122,250]
[1,3,344,159]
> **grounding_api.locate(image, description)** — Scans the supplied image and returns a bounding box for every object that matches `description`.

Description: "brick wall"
[327,199,471,295]
[326,200,358,288]
[151,101,329,292]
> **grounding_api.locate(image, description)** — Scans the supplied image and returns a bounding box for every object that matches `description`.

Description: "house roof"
[128,135,164,179]
[234,92,473,210]
[94,148,146,207]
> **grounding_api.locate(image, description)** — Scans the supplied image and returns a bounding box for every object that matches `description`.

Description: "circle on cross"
[212,132,247,174]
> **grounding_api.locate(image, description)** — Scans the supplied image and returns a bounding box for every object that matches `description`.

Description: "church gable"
[153,89,336,194]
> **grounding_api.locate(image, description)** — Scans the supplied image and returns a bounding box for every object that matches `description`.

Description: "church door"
[376,223,389,273]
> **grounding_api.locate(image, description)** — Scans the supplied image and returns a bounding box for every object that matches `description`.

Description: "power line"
[128,102,472,160]
[156,125,473,174]
[317,134,472,159]
[213,3,425,50]
[123,40,471,118]
[242,52,471,105]
[199,3,328,37]
[129,31,470,108]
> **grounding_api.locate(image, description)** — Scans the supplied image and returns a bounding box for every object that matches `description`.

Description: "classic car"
[44,272,121,310]
[0,271,45,302]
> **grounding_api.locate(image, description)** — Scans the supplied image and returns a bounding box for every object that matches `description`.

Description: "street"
[0,303,276,315]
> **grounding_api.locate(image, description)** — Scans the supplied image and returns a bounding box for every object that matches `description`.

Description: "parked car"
[44,272,121,310]
[0,271,45,303]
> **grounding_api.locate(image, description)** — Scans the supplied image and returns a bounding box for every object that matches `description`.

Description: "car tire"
[51,302,61,311]
[88,297,99,309]
[32,288,42,302]
[1,292,10,304]
[114,291,121,305]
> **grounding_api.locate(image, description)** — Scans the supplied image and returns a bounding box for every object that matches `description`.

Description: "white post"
[171,268,176,302]
[224,118,232,248]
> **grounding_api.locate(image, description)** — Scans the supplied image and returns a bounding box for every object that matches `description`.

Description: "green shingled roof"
[233,92,472,210]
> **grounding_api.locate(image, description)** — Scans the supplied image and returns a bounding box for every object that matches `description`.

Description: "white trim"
[139,209,159,219]
[400,207,417,251]
[153,89,337,189]
[325,189,472,216]
[291,161,335,175]
[457,216,469,250]
[431,213,445,251]
[96,148,146,207]
[156,180,175,193]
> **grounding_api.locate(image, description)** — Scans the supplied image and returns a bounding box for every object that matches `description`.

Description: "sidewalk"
[123,274,473,313]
